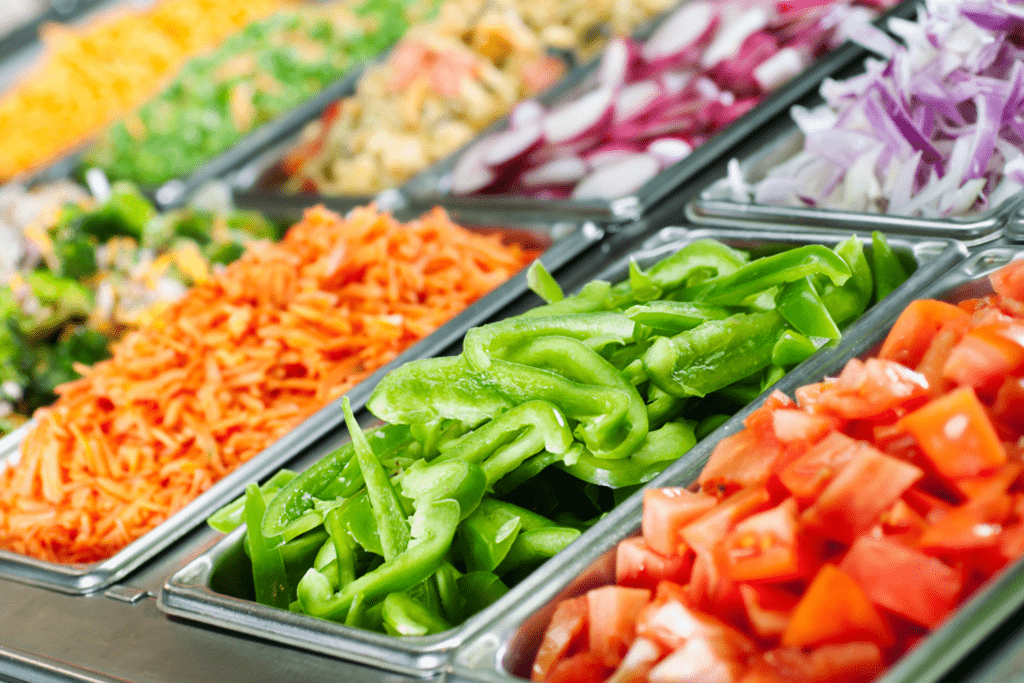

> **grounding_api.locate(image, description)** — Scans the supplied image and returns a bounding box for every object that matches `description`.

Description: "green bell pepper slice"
[777,277,841,340]
[245,483,290,610]
[870,231,910,302]
[557,420,696,488]
[382,593,451,637]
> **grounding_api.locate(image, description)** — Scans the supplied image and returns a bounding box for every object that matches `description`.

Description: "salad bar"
[4,0,1024,682]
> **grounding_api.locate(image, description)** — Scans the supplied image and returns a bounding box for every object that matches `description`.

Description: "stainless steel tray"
[685,86,1024,245]
[0,201,602,596]
[398,0,918,222]
[157,224,964,677]
[451,245,1023,683]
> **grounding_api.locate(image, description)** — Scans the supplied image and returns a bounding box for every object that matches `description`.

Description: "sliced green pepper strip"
[262,423,413,538]
[382,593,452,637]
[458,501,522,573]
[494,527,581,574]
[870,231,910,303]
[401,459,487,521]
[777,277,841,340]
[433,562,462,624]
[640,239,750,292]
[245,484,290,610]
[526,260,564,303]
[325,507,356,588]
[500,337,648,460]
[695,413,731,440]
[432,401,572,472]
[456,571,510,619]
[771,329,821,367]
[332,490,383,556]
[833,236,873,313]
[343,398,410,562]
[299,499,460,622]
[557,420,696,488]
[520,280,621,318]
[682,246,851,306]
[624,301,731,336]
[463,313,639,372]
[642,310,787,397]
[491,449,563,496]
[761,364,788,391]
[208,470,296,533]
[345,592,367,629]
[367,356,513,426]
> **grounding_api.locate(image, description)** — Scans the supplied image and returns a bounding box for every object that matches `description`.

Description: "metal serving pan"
[0,199,602,595]
[684,87,1024,244]
[158,224,964,677]
[396,0,918,222]
[450,244,1021,683]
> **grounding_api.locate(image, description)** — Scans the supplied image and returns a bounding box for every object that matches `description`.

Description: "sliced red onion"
[613,79,663,124]
[509,100,546,129]
[700,6,772,68]
[543,86,615,146]
[520,156,588,187]
[642,2,719,65]
[600,37,644,88]
[647,137,693,165]
[754,46,806,90]
[481,123,543,169]
[585,142,643,168]
[449,139,497,195]
[571,153,661,200]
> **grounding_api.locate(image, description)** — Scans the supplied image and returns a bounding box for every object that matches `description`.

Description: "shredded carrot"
[0,206,536,564]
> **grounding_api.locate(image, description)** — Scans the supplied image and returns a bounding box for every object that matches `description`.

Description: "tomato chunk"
[700,429,783,496]
[587,586,651,667]
[533,596,590,681]
[739,584,797,638]
[616,536,692,591]
[878,299,970,369]
[647,636,747,683]
[546,651,614,683]
[900,386,1007,480]
[989,258,1024,301]
[777,431,862,500]
[797,358,928,420]
[802,443,923,543]
[682,487,772,558]
[723,498,801,583]
[839,535,962,628]
[782,564,892,648]
[942,323,1024,394]
[643,488,717,556]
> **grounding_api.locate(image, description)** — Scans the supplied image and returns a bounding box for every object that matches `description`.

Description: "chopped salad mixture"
[531,259,1024,683]
[210,232,910,635]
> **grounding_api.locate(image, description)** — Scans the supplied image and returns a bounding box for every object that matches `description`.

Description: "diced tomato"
[914,327,965,399]
[642,488,717,556]
[989,257,1024,302]
[951,462,1024,500]
[796,358,929,420]
[878,299,970,369]
[723,498,801,583]
[900,386,1007,480]
[942,323,1024,394]
[999,522,1024,563]
[616,536,692,591]
[754,642,884,683]
[992,376,1024,431]
[546,651,615,683]
[877,499,929,545]
[682,487,772,558]
[903,488,956,524]
[801,444,923,543]
[739,584,798,638]
[587,586,650,668]
[646,635,748,683]
[770,410,838,445]
[839,535,962,629]
[607,637,664,683]
[532,596,589,681]
[777,431,861,500]
[917,471,1017,554]
[636,596,754,657]
[782,564,892,648]
[687,546,746,625]
[700,429,784,497]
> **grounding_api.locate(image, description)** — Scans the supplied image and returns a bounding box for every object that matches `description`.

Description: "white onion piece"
[482,123,543,168]
[571,153,661,200]
[510,100,545,129]
[521,156,589,187]
[753,47,805,91]
[543,87,615,145]
[643,2,719,63]
[586,144,641,168]
[613,79,663,124]
[700,6,771,68]
[449,140,497,195]
[647,137,693,165]
[660,71,693,95]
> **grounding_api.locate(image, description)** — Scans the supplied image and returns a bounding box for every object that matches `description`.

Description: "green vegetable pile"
[210,232,911,635]
[0,182,278,436]
[85,0,426,186]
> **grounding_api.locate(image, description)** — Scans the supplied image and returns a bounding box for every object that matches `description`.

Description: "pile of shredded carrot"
[0,206,536,564]
[0,0,289,182]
